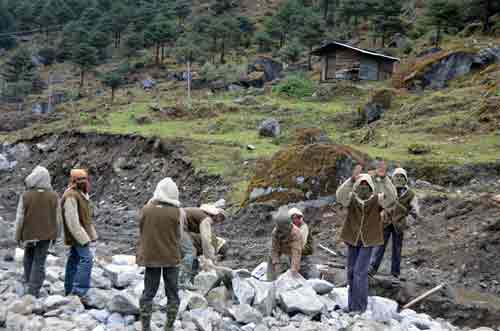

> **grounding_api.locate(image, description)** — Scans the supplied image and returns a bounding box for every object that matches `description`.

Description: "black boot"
[140,303,153,331]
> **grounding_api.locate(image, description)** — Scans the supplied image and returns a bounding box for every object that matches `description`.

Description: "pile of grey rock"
[0,250,493,331]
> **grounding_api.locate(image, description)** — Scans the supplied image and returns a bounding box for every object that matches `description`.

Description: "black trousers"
[23,240,50,297]
[140,267,180,327]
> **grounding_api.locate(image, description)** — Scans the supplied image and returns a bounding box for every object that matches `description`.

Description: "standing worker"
[288,207,319,279]
[336,162,396,313]
[137,177,183,331]
[15,166,61,298]
[369,167,420,279]
[62,169,97,302]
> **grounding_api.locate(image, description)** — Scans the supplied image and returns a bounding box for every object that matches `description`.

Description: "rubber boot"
[165,305,178,331]
[140,303,153,331]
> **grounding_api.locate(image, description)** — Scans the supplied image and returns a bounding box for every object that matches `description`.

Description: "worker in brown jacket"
[288,207,319,279]
[137,177,183,331]
[62,169,97,301]
[179,204,226,289]
[266,216,304,281]
[15,166,61,297]
[336,161,396,313]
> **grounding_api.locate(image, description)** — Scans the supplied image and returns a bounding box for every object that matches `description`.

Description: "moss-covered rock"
[244,138,369,205]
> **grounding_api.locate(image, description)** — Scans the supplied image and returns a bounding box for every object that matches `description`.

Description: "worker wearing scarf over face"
[369,167,420,279]
[336,162,396,313]
[62,169,97,302]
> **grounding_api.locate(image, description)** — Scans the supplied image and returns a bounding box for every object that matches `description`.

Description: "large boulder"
[245,138,369,205]
[247,279,275,316]
[227,304,263,324]
[108,291,140,315]
[258,118,280,138]
[233,277,255,305]
[194,271,220,295]
[305,279,334,295]
[247,57,283,87]
[279,285,324,316]
[404,47,500,90]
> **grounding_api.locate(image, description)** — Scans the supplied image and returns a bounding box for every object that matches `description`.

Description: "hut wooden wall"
[359,55,379,80]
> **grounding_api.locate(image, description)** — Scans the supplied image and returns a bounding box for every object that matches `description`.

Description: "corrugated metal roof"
[311,41,400,61]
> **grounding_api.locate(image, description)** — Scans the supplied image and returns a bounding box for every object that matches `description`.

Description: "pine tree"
[100,70,124,103]
[0,1,16,50]
[425,0,463,46]
[467,0,500,32]
[3,48,37,83]
[372,0,404,47]
[298,8,325,70]
[144,15,176,66]
[70,43,99,87]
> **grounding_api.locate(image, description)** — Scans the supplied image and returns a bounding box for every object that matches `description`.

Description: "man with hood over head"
[62,169,97,301]
[137,177,183,331]
[336,161,396,313]
[15,166,61,297]
[369,167,420,279]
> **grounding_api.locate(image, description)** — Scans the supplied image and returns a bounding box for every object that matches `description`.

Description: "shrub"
[408,143,431,155]
[272,74,316,99]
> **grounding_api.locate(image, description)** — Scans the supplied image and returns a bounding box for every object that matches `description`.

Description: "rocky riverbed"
[1,132,499,329]
[0,250,497,331]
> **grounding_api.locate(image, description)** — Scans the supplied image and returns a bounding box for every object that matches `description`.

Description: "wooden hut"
[311,42,400,81]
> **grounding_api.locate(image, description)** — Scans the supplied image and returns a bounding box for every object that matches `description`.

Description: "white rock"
[347,319,388,331]
[228,304,263,324]
[329,287,348,311]
[6,313,28,331]
[88,309,110,323]
[85,288,111,310]
[42,317,76,331]
[193,271,219,295]
[233,277,255,305]
[366,296,399,322]
[72,312,99,330]
[187,292,209,310]
[92,325,106,331]
[108,291,140,315]
[275,271,306,297]
[103,264,140,288]
[25,315,46,330]
[247,278,275,316]
[45,267,63,283]
[43,295,70,311]
[279,286,324,316]
[305,279,334,295]
[8,295,37,315]
[185,307,219,331]
[111,255,136,266]
[107,312,126,327]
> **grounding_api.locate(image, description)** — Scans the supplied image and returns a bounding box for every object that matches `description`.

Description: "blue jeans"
[347,242,373,312]
[370,225,404,276]
[64,244,93,297]
[180,234,197,281]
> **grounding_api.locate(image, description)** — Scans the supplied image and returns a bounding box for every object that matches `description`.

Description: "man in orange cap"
[62,169,97,302]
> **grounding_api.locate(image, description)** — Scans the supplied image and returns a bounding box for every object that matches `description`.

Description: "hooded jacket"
[336,174,397,247]
[15,166,61,243]
[271,224,303,273]
[184,204,224,261]
[62,169,97,246]
[288,208,313,256]
[137,178,184,267]
[384,168,420,231]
